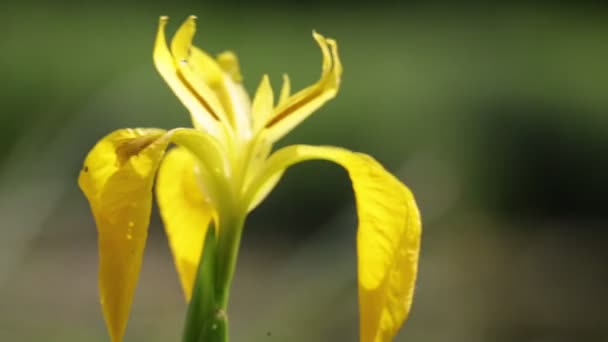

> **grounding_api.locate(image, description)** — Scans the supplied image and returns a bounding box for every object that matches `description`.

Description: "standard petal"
[153,17,221,137]
[170,16,229,125]
[247,145,421,342]
[251,75,274,134]
[78,128,170,342]
[263,33,342,142]
[156,147,214,301]
[171,17,252,138]
[277,73,291,106]
[217,51,252,138]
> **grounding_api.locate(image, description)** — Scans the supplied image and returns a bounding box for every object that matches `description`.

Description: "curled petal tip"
[312,31,331,51]
[312,30,334,43]
[178,15,198,36]
[158,16,169,31]
[217,51,243,82]
[186,15,198,26]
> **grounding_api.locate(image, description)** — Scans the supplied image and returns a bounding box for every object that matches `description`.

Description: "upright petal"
[217,51,252,139]
[170,17,252,139]
[153,17,221,137]
[156,147,214,301]
[251,75,274,134]
[170,16,229,126]
[263,33,342,142]
[247,145,421,342]
[277,73,291,106]
[79,128,169,342]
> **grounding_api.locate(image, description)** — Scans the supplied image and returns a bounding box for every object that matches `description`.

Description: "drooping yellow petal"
[156,147,214,301]
[78,128,169,342]
[78,127,227,342]
[263,33,342,142]
[247,145,421,342]
[153,17,220,137]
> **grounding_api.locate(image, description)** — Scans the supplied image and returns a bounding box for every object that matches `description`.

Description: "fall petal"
[156,147,214,301]
[79,128,170,342]
[249,144,421,342]
[79,127,226,341]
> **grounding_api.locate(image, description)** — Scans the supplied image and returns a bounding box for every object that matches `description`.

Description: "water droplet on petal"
[126,226,134,240]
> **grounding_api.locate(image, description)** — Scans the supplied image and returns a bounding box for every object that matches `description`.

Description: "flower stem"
[182,226,226,342]
[215,214,245,307]
[182,214,246,342]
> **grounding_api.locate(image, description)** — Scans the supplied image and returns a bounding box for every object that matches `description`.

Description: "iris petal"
[216,51,252,138]
[277,73,291,106]
[252,75,274,134]
[171,16,252,138]
[79,127,226,341]
[248,145,421,342]
[156,147,214,301]
[263,32,342,142]
[78,128,170,342]
[170,16,229,125]
[153,17,220,136]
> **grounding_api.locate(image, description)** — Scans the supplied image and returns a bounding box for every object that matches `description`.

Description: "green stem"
[182,227,227,342]
[215,214,246,308]
[181,214,246,342]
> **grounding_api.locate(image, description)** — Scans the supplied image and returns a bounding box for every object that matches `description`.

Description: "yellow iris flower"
[78,15,421,342]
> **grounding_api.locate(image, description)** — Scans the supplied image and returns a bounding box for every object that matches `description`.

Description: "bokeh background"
[1,1,607,341]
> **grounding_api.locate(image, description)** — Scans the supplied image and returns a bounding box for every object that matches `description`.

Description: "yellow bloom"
[79,15,421,342]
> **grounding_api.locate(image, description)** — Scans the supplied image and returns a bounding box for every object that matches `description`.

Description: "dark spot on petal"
[83,165,89,172]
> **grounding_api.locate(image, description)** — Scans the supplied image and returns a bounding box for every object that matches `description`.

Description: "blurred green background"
[1,1,607,341]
